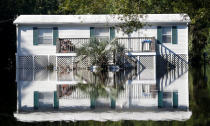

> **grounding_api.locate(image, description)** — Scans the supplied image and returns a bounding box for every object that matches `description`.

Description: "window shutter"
[90,97,95,109]
[33,27,38,45]
[54,91,59,108]
[158,91,163,108]
[157,26,162,44]
[172,26,177,44]
[53,27,58,45]
[34,91,39,109]
[90,27,94,37]
[111,98,116,109]
[173,91,178,108]
[110,27,115,40]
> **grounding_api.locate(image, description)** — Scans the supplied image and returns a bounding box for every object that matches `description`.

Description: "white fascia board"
[13,14,191,25]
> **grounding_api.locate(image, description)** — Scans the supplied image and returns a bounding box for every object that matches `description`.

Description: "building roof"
[13,14,190,25]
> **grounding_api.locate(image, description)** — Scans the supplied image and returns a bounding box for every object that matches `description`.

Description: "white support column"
[16,25,19,82]
[56,56,58,81]
[72,56,74,70]
[17,82,20,113]
[16,53,18,82]
[16,25,20,113]
[128,34,131,51]
[32,55,35,81]
[137,56,140,80]
[48,54,49,81]
[153,55,156,81]
[72,57,74,81]
[16,25,20,56]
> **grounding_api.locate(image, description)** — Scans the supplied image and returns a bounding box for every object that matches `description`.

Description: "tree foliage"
[57,0,114,14]
[56,0,210,65]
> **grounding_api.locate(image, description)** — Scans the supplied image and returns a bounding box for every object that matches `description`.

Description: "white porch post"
[72,56,74,80]
[16,25,19,82]
[154,55,156,81]
[48,54,49,81]
[72,56,74,71]
[16,53,18,82]
[56,56,58,81]
[128,34,131,51]
[16,53,19,113]
[16,25,20,113]
[137,56,140,80]
[32,55,35,81]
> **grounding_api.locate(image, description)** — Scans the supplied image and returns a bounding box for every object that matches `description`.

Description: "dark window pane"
[162,35,171,43]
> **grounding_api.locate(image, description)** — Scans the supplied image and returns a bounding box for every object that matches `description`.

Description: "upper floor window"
[157,26,177,44]
[94,27,109,40]
[90,27,115,41]
[162,26,172,43]
[38,28,53,45]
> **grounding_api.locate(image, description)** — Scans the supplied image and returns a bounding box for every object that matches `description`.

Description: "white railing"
[56,37,156,53]
[56,38,90,53]
[117,37,155,52]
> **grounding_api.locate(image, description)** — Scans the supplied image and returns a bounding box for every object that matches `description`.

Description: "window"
[162,26,172,43]
[38,92,54,108]
[162,92,173,107]
[38,28,53,45]
[94,27,109,40]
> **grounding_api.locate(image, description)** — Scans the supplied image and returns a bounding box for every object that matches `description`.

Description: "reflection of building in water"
[16,65,187,109]
[16,66,190,121]
[15,53,189,121]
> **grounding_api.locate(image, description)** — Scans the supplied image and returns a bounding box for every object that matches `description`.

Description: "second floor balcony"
[56,37,156,53]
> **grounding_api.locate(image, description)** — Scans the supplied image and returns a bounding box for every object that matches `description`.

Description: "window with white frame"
[94,27,109,40]
[38,28,53,45]
[162,26,172,43]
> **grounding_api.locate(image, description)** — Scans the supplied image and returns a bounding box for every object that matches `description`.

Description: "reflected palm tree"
[76,70,126,100]
[56,68,137,103]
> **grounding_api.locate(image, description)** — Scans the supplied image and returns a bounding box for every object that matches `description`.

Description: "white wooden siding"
[58,26,90,38]
[116,26,156,38]
[19,81,56,110]
[19,26,56,55]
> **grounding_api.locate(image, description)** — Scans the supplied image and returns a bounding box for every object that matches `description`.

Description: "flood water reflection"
[15,59,191,121]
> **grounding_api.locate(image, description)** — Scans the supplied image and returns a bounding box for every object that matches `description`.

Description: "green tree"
[16,0,59,14]
[58,0,210,65]
[57,0,114,14]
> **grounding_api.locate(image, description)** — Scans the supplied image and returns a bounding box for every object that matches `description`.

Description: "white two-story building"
[13,14,191,121]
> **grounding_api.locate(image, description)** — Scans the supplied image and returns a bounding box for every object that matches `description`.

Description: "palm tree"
[76,38,125,70]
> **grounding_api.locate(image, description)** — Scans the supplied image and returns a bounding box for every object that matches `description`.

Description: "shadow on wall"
[156,43,188,91]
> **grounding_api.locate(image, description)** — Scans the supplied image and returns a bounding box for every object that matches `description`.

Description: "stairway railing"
[157,44,188,90]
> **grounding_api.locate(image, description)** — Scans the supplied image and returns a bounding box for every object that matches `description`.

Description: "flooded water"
[1,63,210,125]
[14,57,191,122]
